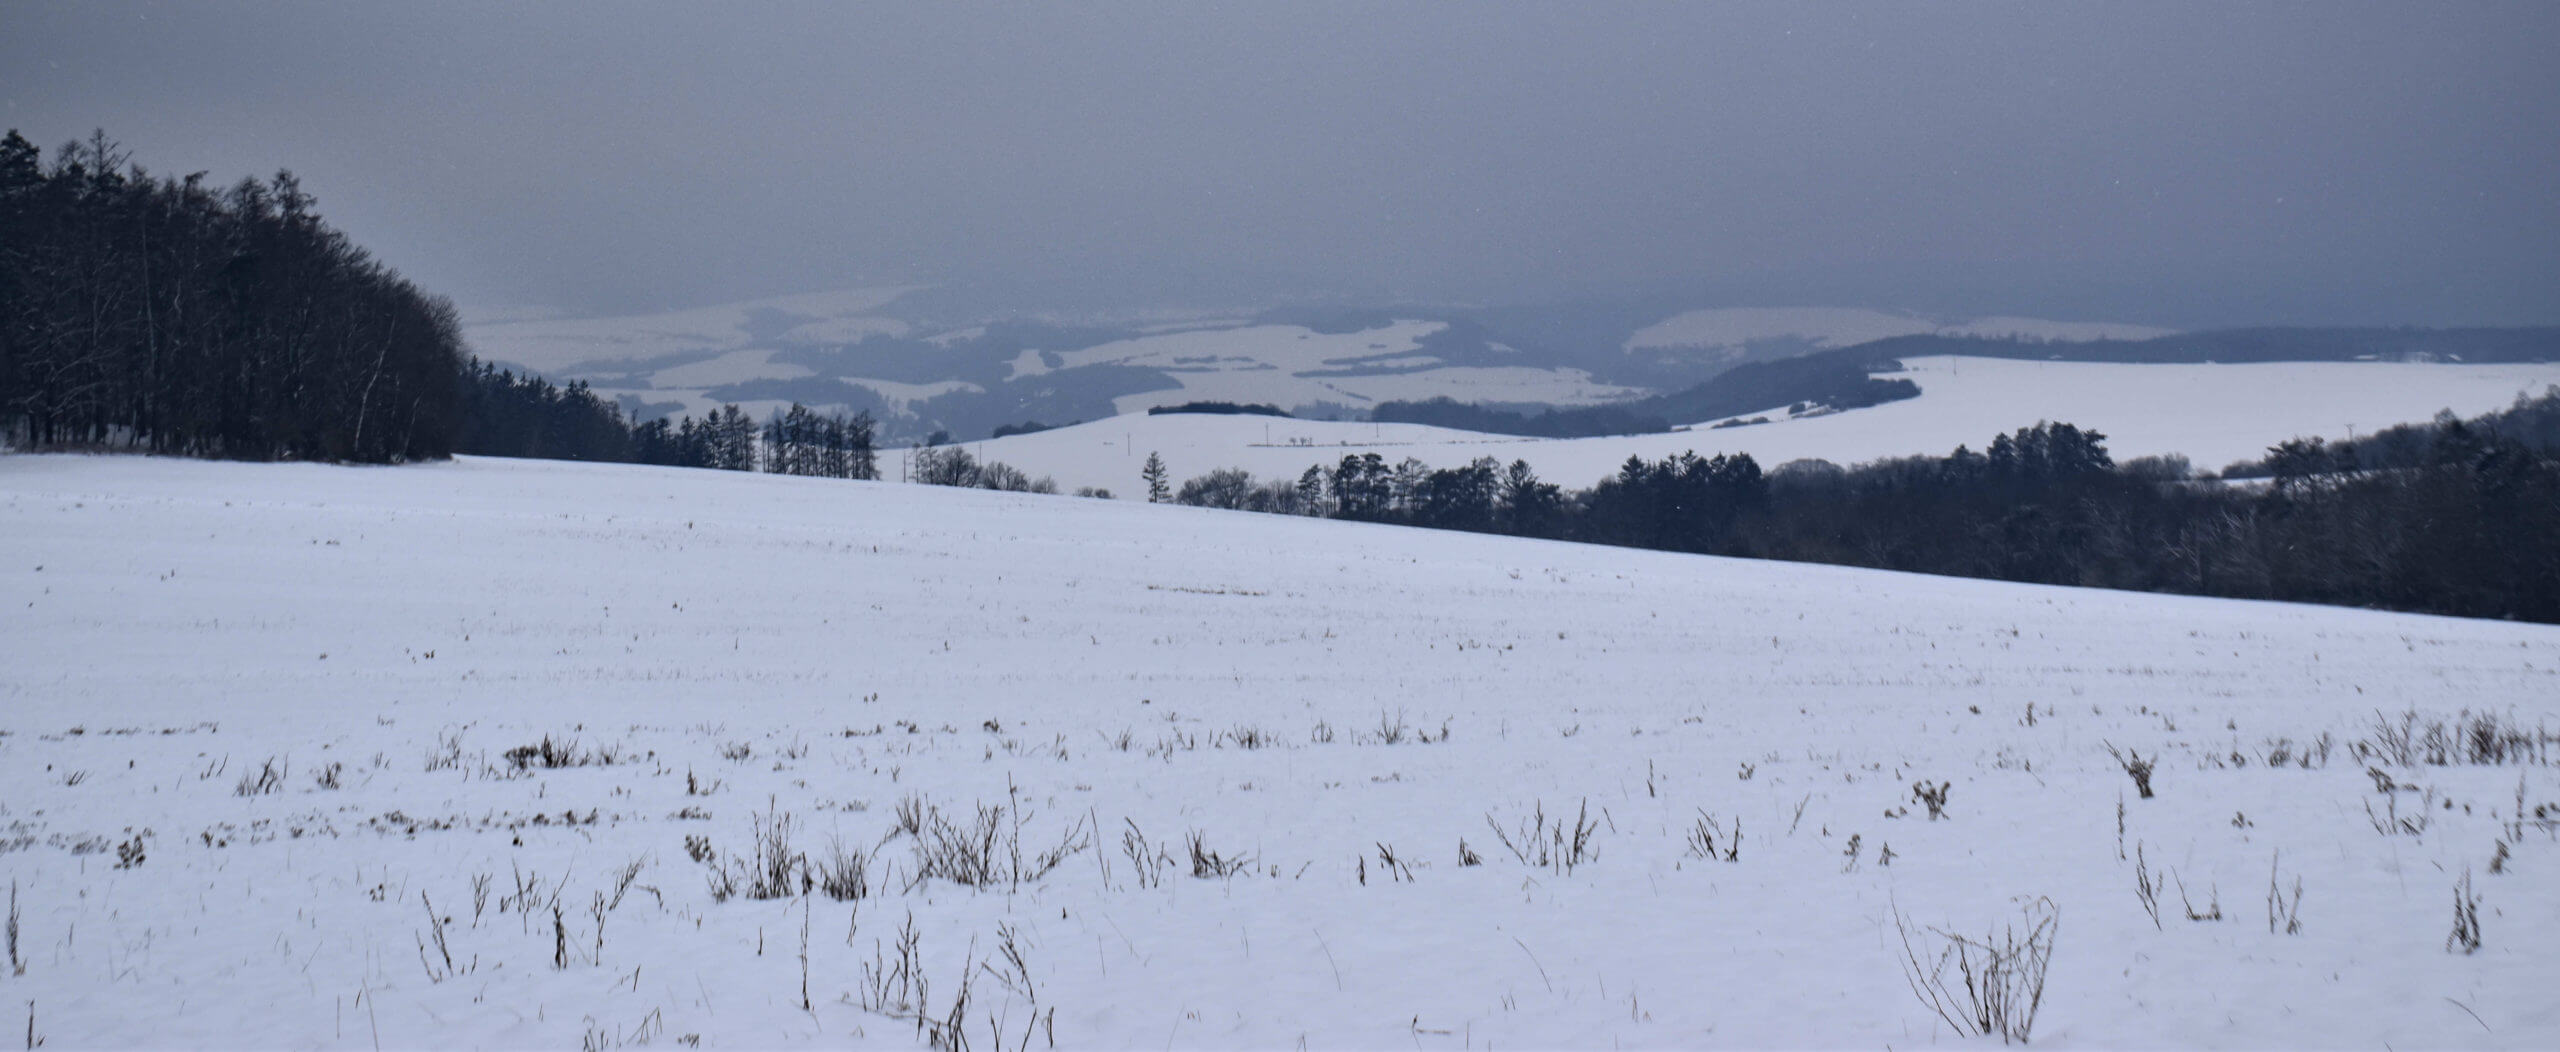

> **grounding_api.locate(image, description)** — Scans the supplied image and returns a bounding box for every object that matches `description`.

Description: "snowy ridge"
[1626,307,2176,353]
[963,355,2560,496]
[459,289,2188,445]
[465,286,922,375]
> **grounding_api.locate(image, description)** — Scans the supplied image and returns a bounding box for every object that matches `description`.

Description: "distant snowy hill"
[462,289,2170,443]
[961,355,2560,494]
[1622,306,2176,372]
[1043,320,1644,414]
[467,286,921,375]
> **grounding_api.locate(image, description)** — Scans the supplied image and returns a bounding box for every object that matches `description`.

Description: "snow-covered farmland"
[2,454,2556,1048]
[961,356,2560,496]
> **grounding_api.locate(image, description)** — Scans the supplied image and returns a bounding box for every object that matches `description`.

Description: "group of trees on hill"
[453,365,879,478]
[909,443,1063,493]
[2222,389,2560,479]
[1154,391,2560,623]
[1147,401,1289,417]
[1,130,465,460]
[1632,348,1921,425]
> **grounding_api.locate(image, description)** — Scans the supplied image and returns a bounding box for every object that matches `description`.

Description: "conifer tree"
[1142,451,1169,503]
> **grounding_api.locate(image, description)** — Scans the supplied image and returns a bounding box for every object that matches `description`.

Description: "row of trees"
[630,405,759,471]
[1,130,464,461]
[2226,391,2560,480]
[452,363,631,462]
[621,402,878,478]
[1152,396,2560,623]
[911,444,1061,492]
[451,365,881,478]
[749,402,878,479]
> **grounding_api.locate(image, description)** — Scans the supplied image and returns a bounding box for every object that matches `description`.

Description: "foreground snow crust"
[2,454,2556,1049]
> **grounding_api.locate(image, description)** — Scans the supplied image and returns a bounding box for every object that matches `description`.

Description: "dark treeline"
[453,362,630,462]
[2221,388,2560,478]
[447,362,883,478]
[1369,396,1669,438]
[1147,401,1289,417]
[1633,347,1920,424]
[1,130,464,460]
[990,419,1078,439]
[1165,390,2560,623]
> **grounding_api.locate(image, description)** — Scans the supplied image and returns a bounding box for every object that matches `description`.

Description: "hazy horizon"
[7,2,2557,328]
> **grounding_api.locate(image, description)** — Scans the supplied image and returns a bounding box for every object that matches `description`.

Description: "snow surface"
[962,356,2560,496]
[1004,349,1051,381]
[2,454,2556,1048]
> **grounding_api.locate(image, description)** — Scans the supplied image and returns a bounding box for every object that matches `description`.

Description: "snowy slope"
[2,454,2554,1049]
[962,355,2560,494]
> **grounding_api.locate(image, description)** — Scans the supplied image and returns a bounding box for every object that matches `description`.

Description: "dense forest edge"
[0,131,464,461]
[0,131,874,474]
[7,132,2557,623]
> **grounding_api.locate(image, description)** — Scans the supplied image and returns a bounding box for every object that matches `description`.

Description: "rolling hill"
[462,290,2181,443]
[2,453,2553,1047]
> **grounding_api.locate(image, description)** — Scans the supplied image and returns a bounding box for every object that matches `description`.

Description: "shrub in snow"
[1894,896,2058,1045]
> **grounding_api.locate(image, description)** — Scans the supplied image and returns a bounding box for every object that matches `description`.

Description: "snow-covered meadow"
[2,454,2556,1048]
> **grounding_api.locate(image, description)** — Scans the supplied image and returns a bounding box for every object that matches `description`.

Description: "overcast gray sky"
[6,2,2556,326]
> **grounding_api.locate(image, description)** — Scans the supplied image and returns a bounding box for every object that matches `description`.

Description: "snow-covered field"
[961,356,2560,495]
[3,454,2556,1048]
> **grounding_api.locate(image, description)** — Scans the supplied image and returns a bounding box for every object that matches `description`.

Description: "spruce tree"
[1142,451,1169,503]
